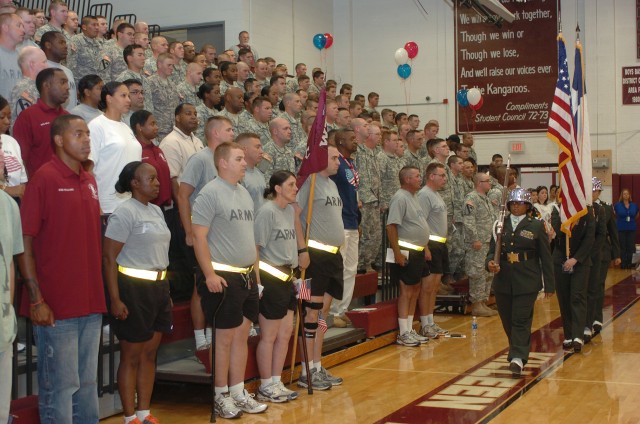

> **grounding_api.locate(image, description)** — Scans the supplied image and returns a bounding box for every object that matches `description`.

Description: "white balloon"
[467,87,482,106]
[394,48,409,65]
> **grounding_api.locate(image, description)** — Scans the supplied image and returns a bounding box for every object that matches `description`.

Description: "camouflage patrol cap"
[507,187,532,206]
[592,177,602,192]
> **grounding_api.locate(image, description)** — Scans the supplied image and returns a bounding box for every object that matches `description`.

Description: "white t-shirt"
[88,114,142,213]
[1,134,28,186]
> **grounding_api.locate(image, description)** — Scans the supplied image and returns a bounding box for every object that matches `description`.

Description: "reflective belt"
[398,240,425,251]
[118,265,167,281]
[211,261,252,274]
[259,261,292,282]
[429,235,447,243]
[308,239,339,254]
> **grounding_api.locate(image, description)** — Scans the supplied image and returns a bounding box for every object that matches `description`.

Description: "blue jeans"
[34,313,102,424]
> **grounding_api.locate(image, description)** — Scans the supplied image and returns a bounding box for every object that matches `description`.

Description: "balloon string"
[408,60,412,113]
[463,107,470,133]
[470,106,477,132]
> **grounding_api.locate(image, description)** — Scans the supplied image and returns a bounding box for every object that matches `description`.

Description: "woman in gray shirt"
[103,161,172,424]
[254,170,308,404]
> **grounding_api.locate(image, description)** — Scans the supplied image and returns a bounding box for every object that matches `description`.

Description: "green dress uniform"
[551,205,595,346]
[486,214,554,364]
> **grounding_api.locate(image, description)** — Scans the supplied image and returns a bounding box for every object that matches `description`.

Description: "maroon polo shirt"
[12,99,69,178]
[20,155,106,320]
[140,141,172,207]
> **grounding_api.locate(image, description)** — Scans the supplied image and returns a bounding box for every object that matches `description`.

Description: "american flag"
[546,33,587,236]
[295,278,312,300]
[572,39,592,205]
[318,312,328,334]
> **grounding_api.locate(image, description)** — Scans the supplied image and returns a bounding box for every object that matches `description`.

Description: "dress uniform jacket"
[487,215,554,295]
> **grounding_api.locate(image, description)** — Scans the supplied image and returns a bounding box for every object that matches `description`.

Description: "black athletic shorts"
[307,248,344,300]
[111,272,173,343]
[198,270,259,329]
[259,269,297,320]
[426,240,449,275]
[390,248,428,286]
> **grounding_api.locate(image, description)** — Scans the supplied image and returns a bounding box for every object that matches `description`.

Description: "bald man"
[143,35,168,74]
[177,62,204,105]
[0,13,26,100]
[258,117,295,182]
[10,46,48,124]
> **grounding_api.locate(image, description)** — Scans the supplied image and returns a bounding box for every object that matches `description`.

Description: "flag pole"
[289,172,316,392]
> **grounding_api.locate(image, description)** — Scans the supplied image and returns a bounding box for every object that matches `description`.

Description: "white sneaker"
[256,382,288,403]
[431,323,450,336]
[215,392,242,419]
[233,389,268,414]
[397,331,420,347]
[409,329,429,344]
[274,381,299,400]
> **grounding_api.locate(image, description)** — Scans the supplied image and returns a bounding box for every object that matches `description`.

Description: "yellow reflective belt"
[398,240,425,251]
[259,261,291,282]
[211,261,251,274]
[308,239,339,254]
[429,235,447,243]
[118,265,166,281]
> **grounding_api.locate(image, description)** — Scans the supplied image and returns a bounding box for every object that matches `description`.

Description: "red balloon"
[470,96,484,110]
[324,33,334,49]
[404,41,419,59]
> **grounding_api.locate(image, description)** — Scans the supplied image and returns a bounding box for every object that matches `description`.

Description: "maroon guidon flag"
[296,88,328,188]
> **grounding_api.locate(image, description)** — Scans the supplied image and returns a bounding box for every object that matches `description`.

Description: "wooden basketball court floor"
[101,268,640,424]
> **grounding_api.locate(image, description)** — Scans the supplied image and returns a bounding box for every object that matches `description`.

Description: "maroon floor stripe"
[376,274,640,424]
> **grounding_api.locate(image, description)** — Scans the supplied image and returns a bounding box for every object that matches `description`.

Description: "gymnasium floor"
[102,268,640,423]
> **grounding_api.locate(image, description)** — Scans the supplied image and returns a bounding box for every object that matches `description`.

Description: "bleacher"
[5,1,474,422]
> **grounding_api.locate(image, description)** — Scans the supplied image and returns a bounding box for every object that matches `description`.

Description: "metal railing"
[88,2,112,28]
[149,24,161,37]
[113,13,135,24]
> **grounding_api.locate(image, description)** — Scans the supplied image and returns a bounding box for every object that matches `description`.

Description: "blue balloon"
[457,89,469,107]
[313,33,327,50]
[397,64,411,79]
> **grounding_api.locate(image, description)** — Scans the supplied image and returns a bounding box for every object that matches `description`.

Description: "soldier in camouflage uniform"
[356,124,383,271]
[143,36,169,75]
[447,154,467,280]
[116,44,152,111]
[219,61,242,95]
[100,22,135,83]
[280,92,306,155]
[9,46,48,126]
[34,0,67,43]
[67,16,104,84]
[194,83,220,140]
[259,117,295,183]
[402,130,426,172]
[147,53,181,140]
[463,173,498,317]
[168,42,187,86]
[217,87,244,136]
[377,130,403,211]
[237,96,272,146]
[427,139,454,220]
[462,132,478,162]
[176,62,204,107]
[461,158,476,196]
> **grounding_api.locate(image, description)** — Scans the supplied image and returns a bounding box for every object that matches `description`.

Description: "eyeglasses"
[479,180,491,183]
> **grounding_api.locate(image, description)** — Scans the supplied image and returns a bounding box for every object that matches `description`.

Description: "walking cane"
[209,288,227,423]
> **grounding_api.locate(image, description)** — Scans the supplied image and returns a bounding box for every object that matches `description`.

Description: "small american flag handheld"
[295,278,312,300]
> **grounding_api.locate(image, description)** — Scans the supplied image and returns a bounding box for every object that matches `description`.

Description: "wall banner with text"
[622,66,640,105]
[455,0,559,134]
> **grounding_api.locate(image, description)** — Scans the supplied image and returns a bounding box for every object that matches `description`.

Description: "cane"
[209,287,227,423]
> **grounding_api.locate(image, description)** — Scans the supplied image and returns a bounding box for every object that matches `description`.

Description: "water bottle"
[471,316,478,337]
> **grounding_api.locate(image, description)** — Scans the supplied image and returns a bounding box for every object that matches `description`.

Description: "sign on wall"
[454,0,559,134]
[622,66,640,105]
